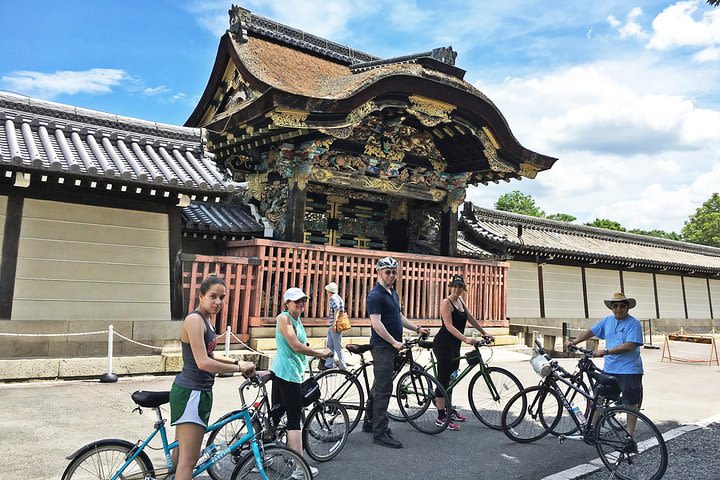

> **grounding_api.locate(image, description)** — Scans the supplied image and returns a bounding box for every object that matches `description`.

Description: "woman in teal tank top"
[270,287,332,477]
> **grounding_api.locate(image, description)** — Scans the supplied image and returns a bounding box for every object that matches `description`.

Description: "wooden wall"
[11,199,171,321]
[0,195,6,268]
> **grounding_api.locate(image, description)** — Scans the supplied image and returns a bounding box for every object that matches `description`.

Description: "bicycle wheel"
[207,410,261,480]
[230,445,312,480]
[501,385,561,443]
[303,400,349,462]
[468,367,524,430]
[387,361,417,421]
[62,440,154,480]
[546,378,590,436]
[396,370,450,434]
[595,406,667,480]
[315,369,364,432]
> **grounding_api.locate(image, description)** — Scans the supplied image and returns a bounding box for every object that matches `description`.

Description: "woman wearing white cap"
[270,287,331,478]
[321,282,347,370]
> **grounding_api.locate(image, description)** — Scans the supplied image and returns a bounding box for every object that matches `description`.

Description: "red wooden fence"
[182,239,508,341]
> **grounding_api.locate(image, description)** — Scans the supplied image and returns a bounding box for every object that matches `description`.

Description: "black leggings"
[432,340,461,402]
[271,376,303,430]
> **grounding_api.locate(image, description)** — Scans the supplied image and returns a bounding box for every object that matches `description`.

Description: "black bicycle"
[314,333,451,434]
[207,370,349,480]
[500,340,667,480]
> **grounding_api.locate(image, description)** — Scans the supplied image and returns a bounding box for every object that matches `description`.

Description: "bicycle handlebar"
[567,344,594,356]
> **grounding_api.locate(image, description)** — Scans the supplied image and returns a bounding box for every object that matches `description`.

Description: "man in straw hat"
[565,292,644,430]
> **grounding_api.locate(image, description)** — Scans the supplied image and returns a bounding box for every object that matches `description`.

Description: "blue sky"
[2,1,719,233]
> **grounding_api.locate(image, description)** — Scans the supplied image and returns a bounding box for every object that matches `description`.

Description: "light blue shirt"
[591,314,644,374]
[328,293,344,327]
[271,311,307,383]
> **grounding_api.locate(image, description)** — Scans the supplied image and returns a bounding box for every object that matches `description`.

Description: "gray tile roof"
[460,203,720,274]
[0,91,234,195]
[457,230,495,259]
[182,201,265,236]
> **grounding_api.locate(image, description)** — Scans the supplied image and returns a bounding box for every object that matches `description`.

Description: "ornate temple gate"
[182,239,508,341]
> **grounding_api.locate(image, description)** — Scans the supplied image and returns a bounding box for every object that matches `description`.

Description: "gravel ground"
[581,422,720,479]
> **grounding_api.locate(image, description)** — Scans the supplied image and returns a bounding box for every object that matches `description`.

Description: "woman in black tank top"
[432,274,495,430]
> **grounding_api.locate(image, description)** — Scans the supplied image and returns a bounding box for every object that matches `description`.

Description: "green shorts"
[170,383,213,427]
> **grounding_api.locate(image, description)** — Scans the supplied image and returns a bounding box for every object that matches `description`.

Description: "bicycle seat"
[131,390,170,408]
[418,340,434,349]
[347,344,372,354]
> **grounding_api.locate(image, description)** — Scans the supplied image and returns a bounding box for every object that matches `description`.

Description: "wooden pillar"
[0,196,23,320]
[285,184,307,243]
[168,206,184,320]
[581,266,589,319]
[440,209,458,257]
[538,264,546,319]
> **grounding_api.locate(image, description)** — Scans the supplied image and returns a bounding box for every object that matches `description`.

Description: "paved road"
[1,346,718,480]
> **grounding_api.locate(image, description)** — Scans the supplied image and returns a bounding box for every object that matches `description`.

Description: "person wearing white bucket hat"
[321,281,347,371]
[565,292,644,434]
[270,287,331,478]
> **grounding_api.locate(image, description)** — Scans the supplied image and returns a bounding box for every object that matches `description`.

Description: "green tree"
[585,218,626,231]
[495,190,544,217]
[681,193,720,247]
[709,1,719,7]
[628,228,682,241]
[546,213,577,222]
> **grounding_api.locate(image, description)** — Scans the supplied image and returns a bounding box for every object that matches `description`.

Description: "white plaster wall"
[622,272,657,320]
[12,199,171,321]
[507,261,540,318]
[655,274,685,319]
[542,264,584,318]
[684,277,711,319]
[710,279,720,319]
[585,268,621,319]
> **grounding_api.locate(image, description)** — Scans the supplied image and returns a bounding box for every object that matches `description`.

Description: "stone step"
[251,333,520,350]
[250,325,510,339]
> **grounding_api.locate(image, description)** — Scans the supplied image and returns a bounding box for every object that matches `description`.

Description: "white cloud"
[647,1,720,52]
[607,7,649,40]
[1,68,128,99]
[142,85,169,96]
[693,46,720,61]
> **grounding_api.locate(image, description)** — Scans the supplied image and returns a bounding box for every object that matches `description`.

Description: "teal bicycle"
[61,382,312,480]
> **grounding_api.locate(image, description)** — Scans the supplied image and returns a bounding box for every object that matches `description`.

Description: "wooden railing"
[182,239,508,341]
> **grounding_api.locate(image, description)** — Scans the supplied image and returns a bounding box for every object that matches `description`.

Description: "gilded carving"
[479,130,514,173]
[319,126,355,139]
[362,177,403,193]
[247,172,267,200]
[345,101,378,126]
[407,95,456,127]
[312,167,334,183]
[269,109,308,128]
[519,162,540,179]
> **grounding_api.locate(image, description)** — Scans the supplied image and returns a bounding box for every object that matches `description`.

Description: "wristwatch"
[234,359,240,365]
[604,349,610,356]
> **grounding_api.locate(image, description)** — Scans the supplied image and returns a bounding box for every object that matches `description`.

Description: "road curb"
[541,412,720,480]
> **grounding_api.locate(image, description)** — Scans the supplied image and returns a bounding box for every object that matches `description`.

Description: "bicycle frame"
[109,406,267,480]
[423,342,501,400]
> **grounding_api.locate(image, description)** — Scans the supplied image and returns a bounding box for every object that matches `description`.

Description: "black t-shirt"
[367,283,403,347]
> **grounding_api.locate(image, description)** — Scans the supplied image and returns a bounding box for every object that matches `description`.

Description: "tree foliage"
[495,190,544,217]
[709,0,719,7]
[681,193,720,247]
[585,218,626,231]
[628,228,682,241]
[546,213,577,222]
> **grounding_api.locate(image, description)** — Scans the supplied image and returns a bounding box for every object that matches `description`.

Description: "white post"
[225,325,231,356]
[100,325,118,383]
[219,325,233,377]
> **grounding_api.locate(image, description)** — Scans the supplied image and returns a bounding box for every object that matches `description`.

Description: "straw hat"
[603,292,636,309]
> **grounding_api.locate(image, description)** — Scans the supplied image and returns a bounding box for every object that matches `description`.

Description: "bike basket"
[530,351,552,377]
[465,350,481,366]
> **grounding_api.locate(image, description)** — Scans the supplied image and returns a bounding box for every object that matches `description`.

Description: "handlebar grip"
[535,339,543,349]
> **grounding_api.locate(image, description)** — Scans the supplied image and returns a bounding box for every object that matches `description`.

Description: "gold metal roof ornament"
[519,163,541,179]
[406,95,456,127]
[269,109,308,129]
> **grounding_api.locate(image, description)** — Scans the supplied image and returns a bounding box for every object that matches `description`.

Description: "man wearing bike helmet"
[364,256,430,448]
[564,292,644,432]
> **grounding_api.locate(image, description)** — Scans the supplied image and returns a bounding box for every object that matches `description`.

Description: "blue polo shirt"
[367,283,403,347]
[591,314,644,374]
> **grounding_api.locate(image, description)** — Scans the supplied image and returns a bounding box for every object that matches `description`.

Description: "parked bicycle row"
[60,259,667,480]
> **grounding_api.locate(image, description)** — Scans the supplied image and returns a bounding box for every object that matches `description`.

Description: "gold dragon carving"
[406,95,456,127]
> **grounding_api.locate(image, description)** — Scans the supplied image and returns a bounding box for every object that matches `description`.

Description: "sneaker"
[291,465,319,479]
[450,409,467,422]
[373,431,403,449]
[436,417,460,430]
